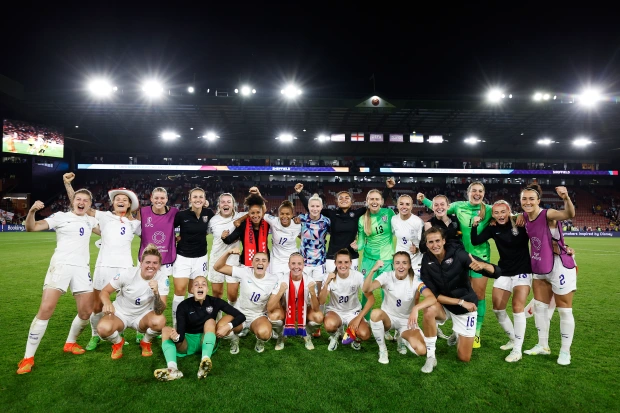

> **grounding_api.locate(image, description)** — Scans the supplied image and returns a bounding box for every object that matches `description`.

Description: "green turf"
[0,233,618,412]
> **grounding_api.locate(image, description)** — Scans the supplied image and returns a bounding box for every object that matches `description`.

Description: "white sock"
[66,315,89,343]
[104,330,122,345]
[143,327,159,343]
[306,321,320,335]
[225,331,239,342]
[270,319,284,335]
[228,300,236,307]
[493,309,515,342]
[513,312,526,352]
[558,308,575,353]
[90,312,103,337]
[172,295,185,328]
[534,300,550,348]
[25,317,49,358]
[424,336,437,358]
[167,361,178,370]
[370,320,387,351]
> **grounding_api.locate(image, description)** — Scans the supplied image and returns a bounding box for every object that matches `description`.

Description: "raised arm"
[222,223,243,244]
[362,260,385,293]
[213,248,241,275]
[294,183,310,213]
[267,283,287,313]
[63,172,75,201]
[546,186,576,222]
[25,201,49,232]
[470,217,493,246]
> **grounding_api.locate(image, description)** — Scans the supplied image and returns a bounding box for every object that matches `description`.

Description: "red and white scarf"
[243,218,269,266]
[284,273,307,337]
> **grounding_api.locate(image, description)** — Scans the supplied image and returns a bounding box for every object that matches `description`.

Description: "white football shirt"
[375,271,425,319]
[94,210,140,268]
[263,214,301,267]
[232,266,280,319]
[110,267,170,317]
[44,211,98,267]
[325,270,364,314]
[392,214,424,260]
[208,212,243,266]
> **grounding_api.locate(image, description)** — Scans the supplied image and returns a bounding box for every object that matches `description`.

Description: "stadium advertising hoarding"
[564,231,620,237]
[379,168,619,176]
[3,119,64,158]
[78,164,349,173]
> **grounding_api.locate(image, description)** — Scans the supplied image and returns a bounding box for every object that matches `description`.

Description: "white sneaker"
[328,335,339,351]
[524,344,551,356]
[378,349,389,364]
[351,341,361,351]
[197,356,212,379]
[437,327,450,340]
[384,331,394,341]
[557,351,571,366]
[274,335,285,351]
[230,338,240,355]
[255,339,265,353]
[304,336,314,350]
[447,333,458,346]
[505,350,522,363]
[154,367,184,382]
[396,337,407,355]
[500,340,515,351]
[421,357,437,373]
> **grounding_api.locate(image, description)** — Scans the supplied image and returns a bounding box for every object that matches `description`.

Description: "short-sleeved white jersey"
[94,210,140,268]
[208,212,243,265]
[44,211,98,267]
[232,266,280,318]
[375,271,425,319]
[325,270,364,314]
[110,267,170,317]
[391,214,424,260]
[263,214,301,267]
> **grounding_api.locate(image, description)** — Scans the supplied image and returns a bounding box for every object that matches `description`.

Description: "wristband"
[172,335,180,342]
[458,299,464,307]
[227,322,234,330]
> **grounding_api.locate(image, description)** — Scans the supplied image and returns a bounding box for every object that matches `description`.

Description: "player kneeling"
[154,276,246,381]
[214,248,280,353]
[319,249,375,351]
[267,252,324,351]
[363,251,437,365]
[97,244,169,359]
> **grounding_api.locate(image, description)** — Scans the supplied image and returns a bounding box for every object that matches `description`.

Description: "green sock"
[476,299,486,336]
[162,339,177,365]
[202,332,216,359]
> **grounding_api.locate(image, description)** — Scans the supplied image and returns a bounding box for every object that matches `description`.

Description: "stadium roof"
[3,87,620,162]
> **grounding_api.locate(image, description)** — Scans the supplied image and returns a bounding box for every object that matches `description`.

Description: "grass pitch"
[0,233,618,412]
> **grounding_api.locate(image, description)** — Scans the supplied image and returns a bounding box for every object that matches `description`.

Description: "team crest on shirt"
[349,212,355,217]
[202,216,209,223]
[444,258,453,266]
[165,279,170,287]
[113,274,120,280]
[382,216,387,222]
[350,286,356,293]
[206,306,213,314]
[531,237,542,251]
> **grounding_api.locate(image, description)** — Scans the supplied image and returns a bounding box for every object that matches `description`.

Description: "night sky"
[3,3,619,99]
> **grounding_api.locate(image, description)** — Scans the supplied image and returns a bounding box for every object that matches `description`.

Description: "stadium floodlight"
[235,85,255,96]
[543,93,550,100]
[428,135,444,143]
[578,88,602,107]
[281,85,302,99]
[88,79,116,97]
[487,88,505,103]
[202,132,219,141]
[537,138,555,145]
[316,134,329,142]
[276,134,296,142]
[187,86,195,93]
[142,80,164,98]
[161,131,180,140]
[464,137,482,144]
[533,92,543,101]
[573,137,592,147]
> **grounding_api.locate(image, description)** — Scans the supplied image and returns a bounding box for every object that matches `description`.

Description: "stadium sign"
[564,231,620,237]
[78,164,349,173]
[379,168,619,176]
[1,225,26,232]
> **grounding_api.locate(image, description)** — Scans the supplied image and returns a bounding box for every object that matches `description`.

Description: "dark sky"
[3,3,620,98]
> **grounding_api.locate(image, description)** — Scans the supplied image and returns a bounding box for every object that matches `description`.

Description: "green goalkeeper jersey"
[357,208,396,261]
[422,198,492,257]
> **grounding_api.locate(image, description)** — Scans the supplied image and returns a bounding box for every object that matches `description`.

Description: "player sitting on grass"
[96,244,169,359]
[266,252,323,351]
[154,276,246,381]
[319,249,375,351]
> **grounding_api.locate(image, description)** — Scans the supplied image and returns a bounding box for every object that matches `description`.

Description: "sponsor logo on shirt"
[145,217,154,227]
[152,231,166,244]
[113,274,120,280]
[531,237,542,251]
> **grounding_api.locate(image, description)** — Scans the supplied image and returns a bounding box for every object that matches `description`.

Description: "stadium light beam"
[276,134,296,142]
[88,79,116,97]
[202,132,220,141]
[537,138,555,145]
[317,134,329,142]
[464,137,482,144]
[281,85,302,99]
[187,86,195,93]
[487,88,505,103]
[142,80,164,98]
[161,131,180,140]
[578,88,602,107]
[573,137,592,147]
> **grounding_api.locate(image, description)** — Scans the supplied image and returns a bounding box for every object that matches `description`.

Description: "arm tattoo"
[153,292,166,315]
